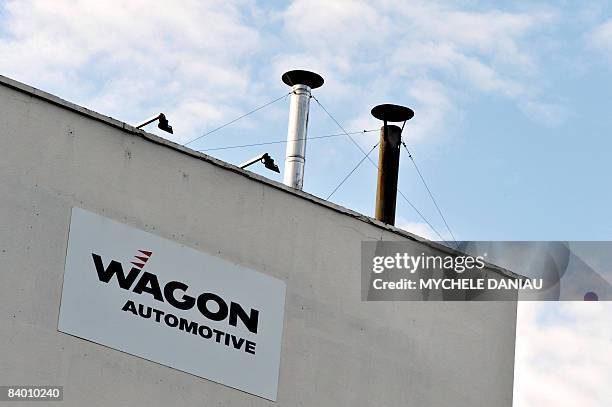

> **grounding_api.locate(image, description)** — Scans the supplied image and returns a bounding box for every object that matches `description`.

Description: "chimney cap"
[371,104,414,122]
[282,70,324,89]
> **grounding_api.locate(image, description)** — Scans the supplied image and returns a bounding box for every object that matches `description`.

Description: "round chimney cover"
[282,70,324,89]
[371,104,414,122]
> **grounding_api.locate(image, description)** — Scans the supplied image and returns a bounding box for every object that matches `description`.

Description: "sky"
[0,0,610,405]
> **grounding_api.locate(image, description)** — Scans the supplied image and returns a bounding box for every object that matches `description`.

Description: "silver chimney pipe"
[281,70,324,189]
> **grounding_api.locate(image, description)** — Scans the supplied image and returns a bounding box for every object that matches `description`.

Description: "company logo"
[91,250,260,354]
[130,249,152,270]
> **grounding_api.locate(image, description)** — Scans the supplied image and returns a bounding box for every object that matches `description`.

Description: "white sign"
[58,208,286,401]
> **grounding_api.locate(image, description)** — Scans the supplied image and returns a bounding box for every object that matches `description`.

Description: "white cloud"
[396,219,449,242]
[274,0,561,143]
[521,99,567,126]
[587,18,612,55]
[0,0,262,142]
[405,79,455,143]
[0,0,562,146]
[514,302,612,406]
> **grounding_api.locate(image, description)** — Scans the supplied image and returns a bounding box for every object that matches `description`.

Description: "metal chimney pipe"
[375,124,402,225]
[283,84,311,189]
[281,70,324,189]
[371,104,415,225]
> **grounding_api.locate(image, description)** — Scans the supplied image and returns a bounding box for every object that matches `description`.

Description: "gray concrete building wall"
[0,75,517,406]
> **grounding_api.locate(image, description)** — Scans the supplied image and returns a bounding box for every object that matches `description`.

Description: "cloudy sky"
[1,0,610,405]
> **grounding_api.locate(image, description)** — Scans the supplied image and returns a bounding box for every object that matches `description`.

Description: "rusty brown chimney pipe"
[371,104,414,225]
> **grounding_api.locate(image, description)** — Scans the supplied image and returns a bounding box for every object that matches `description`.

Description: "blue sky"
[1,0,610,405]
[2,0,610,241]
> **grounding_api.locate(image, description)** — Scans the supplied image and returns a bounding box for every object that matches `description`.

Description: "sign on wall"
[58,208,286,401]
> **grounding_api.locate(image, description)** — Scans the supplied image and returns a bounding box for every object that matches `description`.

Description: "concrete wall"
[0,76,517,406]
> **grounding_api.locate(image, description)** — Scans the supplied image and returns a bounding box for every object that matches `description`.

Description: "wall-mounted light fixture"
[136,113,173,134]
[239,153,280,173]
